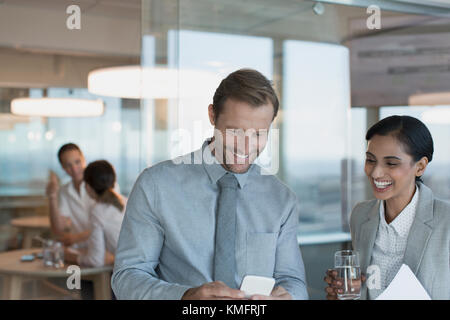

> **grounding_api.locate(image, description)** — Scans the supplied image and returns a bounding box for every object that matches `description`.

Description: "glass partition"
[282,40,350,235]
[380,106,450,199]
[1,0,450,299]
[0,88,141,196]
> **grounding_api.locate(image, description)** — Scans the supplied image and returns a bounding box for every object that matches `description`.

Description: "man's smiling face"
[209,98,274,174]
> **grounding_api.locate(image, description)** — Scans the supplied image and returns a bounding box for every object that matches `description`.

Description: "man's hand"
[64,247,80,265]
[57,230,91,246]
[249,286,292,300]
[58,232,77,246]
[46,171,60,199]
[62,217,73,232]
[324,269,366,300]
[182,281,246,300]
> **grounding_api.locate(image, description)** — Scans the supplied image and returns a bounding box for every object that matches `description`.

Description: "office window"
[0,88,141,196]
[380,106,450,200]
[349,107,368,211]
[282,40,351,235]
[166,29,274,155]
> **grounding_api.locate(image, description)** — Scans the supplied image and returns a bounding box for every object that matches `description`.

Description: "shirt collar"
[379,185,419,236]
[68,180,86,198]
[201,139,252,189]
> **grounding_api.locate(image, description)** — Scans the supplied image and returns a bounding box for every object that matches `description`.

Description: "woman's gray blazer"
[350,182,450,300]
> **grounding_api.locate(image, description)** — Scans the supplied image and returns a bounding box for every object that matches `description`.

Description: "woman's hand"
[324,269,366,300]
[104,251,115,265]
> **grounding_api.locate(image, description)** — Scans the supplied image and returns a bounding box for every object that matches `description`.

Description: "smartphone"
[240,275,275,298]
[20,254,35,262]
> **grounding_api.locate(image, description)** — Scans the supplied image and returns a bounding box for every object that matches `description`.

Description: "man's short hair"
[212,68,279,122]
[57,143,82,164]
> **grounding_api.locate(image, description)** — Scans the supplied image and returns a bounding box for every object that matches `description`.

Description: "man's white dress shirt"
[58,181,95,234]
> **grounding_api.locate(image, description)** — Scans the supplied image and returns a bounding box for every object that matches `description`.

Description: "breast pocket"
[246,232,278,277]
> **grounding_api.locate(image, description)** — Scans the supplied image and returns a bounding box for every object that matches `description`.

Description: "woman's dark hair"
[84,160,124,212]
[365,115,434,182]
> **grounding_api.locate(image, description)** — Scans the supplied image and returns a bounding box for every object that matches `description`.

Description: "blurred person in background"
[46,143,92,247]
[46,143,120,248]
[64,160,126,268]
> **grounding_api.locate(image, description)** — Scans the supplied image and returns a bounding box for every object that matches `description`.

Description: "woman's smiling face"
[364,134,426,202]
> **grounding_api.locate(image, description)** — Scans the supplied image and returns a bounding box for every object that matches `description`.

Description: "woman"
[325,115,450,300]
[65,160,126,268]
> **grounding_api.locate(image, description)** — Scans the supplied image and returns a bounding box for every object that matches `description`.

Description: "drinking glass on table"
[334,250,361,300]
[52,241,65,269]
[43,239,55,267]
[43,239,64,268]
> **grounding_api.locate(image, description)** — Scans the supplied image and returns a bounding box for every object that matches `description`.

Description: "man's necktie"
[213,172,239,288]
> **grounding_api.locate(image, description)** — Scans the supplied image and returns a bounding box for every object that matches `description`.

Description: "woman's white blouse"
[368,186,419,299]
[79,199,126,267]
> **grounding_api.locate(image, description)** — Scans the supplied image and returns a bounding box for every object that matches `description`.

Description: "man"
[112,69,308,300]
[46,143,93,246]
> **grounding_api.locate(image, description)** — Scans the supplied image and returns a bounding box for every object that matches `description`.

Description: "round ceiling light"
[88,66,221,99]
[11,98,104,117]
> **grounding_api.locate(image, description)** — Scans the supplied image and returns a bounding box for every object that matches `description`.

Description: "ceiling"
[1,0,448,54]
[0,0,448,90]
[0,0,141,20]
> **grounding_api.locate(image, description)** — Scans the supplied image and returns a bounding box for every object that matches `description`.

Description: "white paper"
[375,264,431,300]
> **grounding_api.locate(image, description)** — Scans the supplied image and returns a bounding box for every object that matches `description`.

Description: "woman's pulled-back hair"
[365,115,434,182]
[84,160,124,212]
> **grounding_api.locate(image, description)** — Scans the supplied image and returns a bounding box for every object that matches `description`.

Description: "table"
[0,195,48,218]
[0,194,47,210]
[11,216,51,248]
[0,248,113,300]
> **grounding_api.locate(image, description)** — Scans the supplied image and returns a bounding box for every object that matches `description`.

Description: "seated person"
[64,160,126,267]
[46,143,120,247]
[46,143,92,246]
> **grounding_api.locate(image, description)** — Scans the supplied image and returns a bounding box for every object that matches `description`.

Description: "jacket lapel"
[358,202,380,300]
[359,202,380,273]
[403,182,434,274]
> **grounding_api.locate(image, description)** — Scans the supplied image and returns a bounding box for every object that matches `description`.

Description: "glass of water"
[43,239,55,267]
[43,240,65,268]
[334,250,361,300]
[52,242,65,269]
